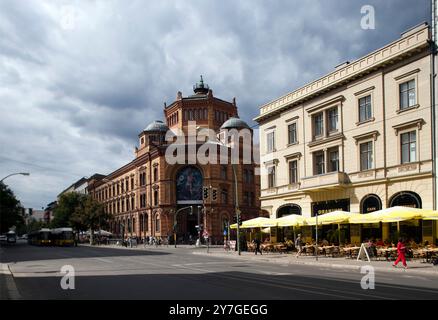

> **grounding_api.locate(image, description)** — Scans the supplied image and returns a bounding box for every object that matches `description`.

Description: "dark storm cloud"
[0,0,430,208]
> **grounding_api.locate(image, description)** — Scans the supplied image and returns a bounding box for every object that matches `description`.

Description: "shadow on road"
[0,243,170,263]
[11,271,438,300]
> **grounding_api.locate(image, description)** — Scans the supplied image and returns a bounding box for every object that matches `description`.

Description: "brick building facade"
[88,78,261,244]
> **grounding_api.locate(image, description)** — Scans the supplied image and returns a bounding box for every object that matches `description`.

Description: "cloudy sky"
[0,0,430,209]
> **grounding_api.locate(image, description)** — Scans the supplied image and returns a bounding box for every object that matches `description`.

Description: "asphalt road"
[1,242,438,300]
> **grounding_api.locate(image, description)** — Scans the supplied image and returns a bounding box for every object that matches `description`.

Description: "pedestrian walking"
[295,234,303,258]
[253,237,262,255]
[167,234,172,247]
[393,238,408,269]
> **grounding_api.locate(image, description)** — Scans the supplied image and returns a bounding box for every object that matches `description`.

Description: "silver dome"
[144,120,169,132]
[220,117,250,130]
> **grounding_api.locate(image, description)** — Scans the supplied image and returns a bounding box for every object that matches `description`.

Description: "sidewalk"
[192,248,438,276]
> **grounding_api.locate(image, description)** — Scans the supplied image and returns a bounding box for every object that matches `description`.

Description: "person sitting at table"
[409,240,418,249]
[376,239,384,247]
[367,239,377,257]
[322,239,329,246]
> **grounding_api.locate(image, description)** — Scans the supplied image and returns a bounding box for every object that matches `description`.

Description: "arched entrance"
[175,166,204,242]
[389,191,423,243]
[360,194,383,241]
[276,204,301,242]
[360,194,382,213]
[276,204,302,218]
[389,191,422,208]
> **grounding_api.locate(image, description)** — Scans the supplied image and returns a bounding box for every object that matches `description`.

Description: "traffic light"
[29,208,33,216]
[212,188,218,201]
[203,187,209,200]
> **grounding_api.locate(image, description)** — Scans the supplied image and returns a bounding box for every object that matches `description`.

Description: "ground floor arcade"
[260,176,438,245]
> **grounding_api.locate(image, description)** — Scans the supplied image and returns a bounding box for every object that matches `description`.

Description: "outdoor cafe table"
[342,246,361,258]
[274,243,288,253]
[301,245,316,255]
[417,248,438,263]
[318,245,338,257]
[377,247,397,261]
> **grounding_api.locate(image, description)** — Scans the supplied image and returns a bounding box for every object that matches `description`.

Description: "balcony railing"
[300,171,350,190]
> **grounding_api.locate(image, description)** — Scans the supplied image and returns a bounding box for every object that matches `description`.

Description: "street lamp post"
[315,213,319,261]
[0,172,30,183]
[232,163,241,256]
[197,205,202,247]
[214,136,241,256]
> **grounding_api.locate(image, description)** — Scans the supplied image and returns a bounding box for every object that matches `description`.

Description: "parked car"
[0,235,7,242]
[6,231,17,243]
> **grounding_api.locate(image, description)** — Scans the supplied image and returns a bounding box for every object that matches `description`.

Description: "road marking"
[92,257,113,264]
[0,264,21,300]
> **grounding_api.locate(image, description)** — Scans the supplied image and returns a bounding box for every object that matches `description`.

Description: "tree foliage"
[51,192,86,228]
[52,192,110,234]
[0,182,25,233]
[72,196,110,232]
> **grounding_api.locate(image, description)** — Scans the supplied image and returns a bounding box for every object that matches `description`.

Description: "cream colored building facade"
[255,23,437,244]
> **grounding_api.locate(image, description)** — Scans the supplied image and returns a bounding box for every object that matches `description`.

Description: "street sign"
[357,243,371,262]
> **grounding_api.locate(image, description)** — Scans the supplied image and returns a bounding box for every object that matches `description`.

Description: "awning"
[420,210,438,220]
[305,211,360,225]
[275,214,306,227]
[349,206,428,224]
[230,217,277,229]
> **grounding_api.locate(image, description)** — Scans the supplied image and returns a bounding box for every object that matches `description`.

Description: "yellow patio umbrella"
[305,211,359,226]
[378,206,425,223]
[302,211,359,245]
[275,214,306,244]
[349,211,385,224]
[420,210,438,220]
[261,227,271,233]
[275,214,305,227]
[349,206,427,225]
[230,217,277,229]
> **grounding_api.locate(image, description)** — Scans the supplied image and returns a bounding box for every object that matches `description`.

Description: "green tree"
[73,195,111,244]
[0,182,25,234]
[25,219,47,233]
[51,192,86,228]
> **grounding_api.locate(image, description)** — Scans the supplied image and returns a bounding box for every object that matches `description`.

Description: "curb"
[192,251,438,276]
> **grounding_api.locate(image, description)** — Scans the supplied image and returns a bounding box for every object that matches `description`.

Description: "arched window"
[154,190,159,206]
[360,194,382,213]
[154,167,158,182]
[175,166,203,203]
[276,204,302,218]
[389,191,422,208]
